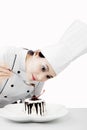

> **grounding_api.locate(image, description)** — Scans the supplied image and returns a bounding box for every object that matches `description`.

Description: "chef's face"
[25,50,56,82]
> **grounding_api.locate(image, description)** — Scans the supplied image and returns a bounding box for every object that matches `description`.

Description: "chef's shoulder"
[0,46,21,66]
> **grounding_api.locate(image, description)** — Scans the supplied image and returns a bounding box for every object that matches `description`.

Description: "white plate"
[0,103,68,122]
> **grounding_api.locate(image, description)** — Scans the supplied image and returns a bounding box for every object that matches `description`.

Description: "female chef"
[0,46,56,108]
[0,20,87,108]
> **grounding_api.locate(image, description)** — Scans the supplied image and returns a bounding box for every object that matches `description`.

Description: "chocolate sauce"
[31,95,39,100]
[35,103,38,114]
[24,92,46,116]
[25,102,28,111]
[42,102,44,113]
[24,99,45,116]
[29,104,33,114]
[38,103,42,115]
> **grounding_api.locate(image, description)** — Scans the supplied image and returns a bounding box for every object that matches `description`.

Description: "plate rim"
[0,103,68,122]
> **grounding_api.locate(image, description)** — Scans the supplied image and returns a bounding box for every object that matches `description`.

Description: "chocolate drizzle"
[42,102,44,113]
[31,95,39,100]
[25,102,27,111]
[39,103,42,115]
[29,104,33,114]
[35,103,38,114]
[24,99,45,116]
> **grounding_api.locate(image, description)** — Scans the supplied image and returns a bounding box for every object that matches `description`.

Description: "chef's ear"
[34,50,41,57]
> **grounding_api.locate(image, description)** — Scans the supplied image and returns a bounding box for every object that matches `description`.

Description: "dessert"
[24,95,46,116]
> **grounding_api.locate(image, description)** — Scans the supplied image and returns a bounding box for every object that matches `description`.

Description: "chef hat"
[41,20,87,74]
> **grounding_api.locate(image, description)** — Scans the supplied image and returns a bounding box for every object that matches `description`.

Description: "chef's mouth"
[32,74,36,81]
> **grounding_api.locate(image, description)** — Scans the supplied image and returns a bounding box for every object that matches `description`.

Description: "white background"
[0,0,87,108]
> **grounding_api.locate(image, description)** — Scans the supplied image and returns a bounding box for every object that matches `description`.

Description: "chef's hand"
[0,65,13,84]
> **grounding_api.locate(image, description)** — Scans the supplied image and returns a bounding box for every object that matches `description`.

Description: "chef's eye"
[46,75,51,79]
[46,75,53,79]
[41,65,46,72]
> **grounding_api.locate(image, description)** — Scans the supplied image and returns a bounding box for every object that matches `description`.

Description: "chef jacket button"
[27,90,30,93]
[4,96,7,98]
[11,84,14,87]
[17,70,21,74]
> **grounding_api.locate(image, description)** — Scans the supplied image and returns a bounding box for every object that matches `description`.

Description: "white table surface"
[0,108,87,130]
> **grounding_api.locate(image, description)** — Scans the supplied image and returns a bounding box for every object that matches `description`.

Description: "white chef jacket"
[0,46,44,108]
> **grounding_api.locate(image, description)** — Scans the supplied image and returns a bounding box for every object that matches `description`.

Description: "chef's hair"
[28,50,45,58]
